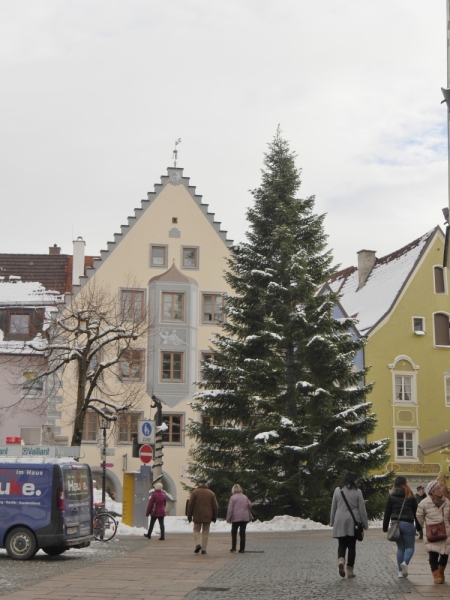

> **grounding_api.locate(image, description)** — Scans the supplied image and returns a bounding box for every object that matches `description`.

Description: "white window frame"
[433,265,448,295]
[395,429,417,460]
[445,374,450,407]
[412,316,425,335]
[393,373,415,404]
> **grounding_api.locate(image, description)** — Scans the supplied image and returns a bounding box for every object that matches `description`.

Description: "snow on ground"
[95,490,382,536]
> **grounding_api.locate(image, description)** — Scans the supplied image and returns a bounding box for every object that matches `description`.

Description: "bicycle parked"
[93,502,117,542]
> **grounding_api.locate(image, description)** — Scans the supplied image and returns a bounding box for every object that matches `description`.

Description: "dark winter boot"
[338,557,345,577]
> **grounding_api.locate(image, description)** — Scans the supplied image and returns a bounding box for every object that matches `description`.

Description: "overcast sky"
[0,1,447,269]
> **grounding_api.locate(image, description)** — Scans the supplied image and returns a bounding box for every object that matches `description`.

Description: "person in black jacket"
[383,476,421,578]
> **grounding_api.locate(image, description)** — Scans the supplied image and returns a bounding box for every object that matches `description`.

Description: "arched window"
[434,313,450,346]
[434,266,446,294]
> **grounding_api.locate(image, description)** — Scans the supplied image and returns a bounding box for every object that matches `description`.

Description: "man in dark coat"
[187,479,218,554]
[415,486,426,539]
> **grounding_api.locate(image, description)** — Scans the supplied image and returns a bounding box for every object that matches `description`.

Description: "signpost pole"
[102,427,107,504]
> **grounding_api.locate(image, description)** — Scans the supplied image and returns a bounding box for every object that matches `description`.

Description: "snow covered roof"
[0,279,64,306]
[329,227,439,335]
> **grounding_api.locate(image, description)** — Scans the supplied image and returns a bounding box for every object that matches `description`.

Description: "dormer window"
[5,309,36,341]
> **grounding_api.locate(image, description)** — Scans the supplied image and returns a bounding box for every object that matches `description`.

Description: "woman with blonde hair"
[144,482,166,540]
[417,481,450,584]
[383,476,420,578]
[226,484,253,553]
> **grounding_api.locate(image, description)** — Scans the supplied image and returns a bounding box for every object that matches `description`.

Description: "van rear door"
[62,464,92,539]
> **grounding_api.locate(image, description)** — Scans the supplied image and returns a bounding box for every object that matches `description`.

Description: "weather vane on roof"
[172,138,181,167]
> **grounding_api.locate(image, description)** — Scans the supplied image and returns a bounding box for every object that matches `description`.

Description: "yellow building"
[59,167,233,513]
[330,226,450,488]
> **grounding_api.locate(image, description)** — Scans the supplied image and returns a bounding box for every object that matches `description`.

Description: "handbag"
[387,496,406,542]
[248,508,256,522]
[340,490,364,542]
[426,507,447,543]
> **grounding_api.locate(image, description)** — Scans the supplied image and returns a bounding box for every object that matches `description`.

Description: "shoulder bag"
[340,490,364,542]
[426,506,448,543]
[387,496,406,542]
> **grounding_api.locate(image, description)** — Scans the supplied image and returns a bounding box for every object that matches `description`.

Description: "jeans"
[337,535,356,567]
[148,516,165,538]
[395,520,416,570]
[231,521,248,551]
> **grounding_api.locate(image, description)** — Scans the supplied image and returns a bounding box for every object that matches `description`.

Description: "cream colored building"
[59,167,233,514]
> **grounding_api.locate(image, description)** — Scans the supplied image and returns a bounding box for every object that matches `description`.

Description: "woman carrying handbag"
[383,476,420,579]
[416,481,450,584]
[330,473,369,578]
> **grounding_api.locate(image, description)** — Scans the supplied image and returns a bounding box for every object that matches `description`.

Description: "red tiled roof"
[0,254,97,294]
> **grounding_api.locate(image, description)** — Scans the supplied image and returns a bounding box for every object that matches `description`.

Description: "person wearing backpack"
[383,476,420,579]
[330,472,369,578]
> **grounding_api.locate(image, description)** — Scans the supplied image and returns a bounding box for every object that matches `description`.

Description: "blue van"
[0,459,93,559]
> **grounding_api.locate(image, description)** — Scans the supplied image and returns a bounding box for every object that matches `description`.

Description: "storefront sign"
[386,462,441,475]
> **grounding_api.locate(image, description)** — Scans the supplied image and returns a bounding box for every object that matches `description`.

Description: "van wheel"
[5,528,37,560]
[42,546,67,556]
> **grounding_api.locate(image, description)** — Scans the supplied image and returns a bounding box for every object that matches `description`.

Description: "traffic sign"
[139,444,153,464]
[138,420,155,444]
[100,463,114,468]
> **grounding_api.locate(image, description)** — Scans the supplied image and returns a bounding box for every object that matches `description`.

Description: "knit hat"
[426,481,441,495]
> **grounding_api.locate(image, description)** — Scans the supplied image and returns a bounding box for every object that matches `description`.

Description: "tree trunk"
[71,360,88,446]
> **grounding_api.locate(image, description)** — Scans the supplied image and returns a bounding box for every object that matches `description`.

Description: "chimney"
[357,249,376,290]
[49,244,61,255]
[72,236,86,286]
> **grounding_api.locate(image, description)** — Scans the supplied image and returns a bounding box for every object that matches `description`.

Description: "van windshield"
[63,468,90,501]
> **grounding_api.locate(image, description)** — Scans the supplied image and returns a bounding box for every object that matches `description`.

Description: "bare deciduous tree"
[26,280,152,446]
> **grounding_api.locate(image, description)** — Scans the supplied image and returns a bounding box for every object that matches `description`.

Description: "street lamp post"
[99,415,111,505]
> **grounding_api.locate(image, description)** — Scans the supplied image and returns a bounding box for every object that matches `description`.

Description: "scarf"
[431,495,446,509]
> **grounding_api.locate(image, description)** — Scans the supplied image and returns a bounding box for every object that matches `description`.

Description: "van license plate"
[67,526,78,535]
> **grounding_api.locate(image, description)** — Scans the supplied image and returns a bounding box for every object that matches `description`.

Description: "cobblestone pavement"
[0,536,149,597]
[185,530,416,600]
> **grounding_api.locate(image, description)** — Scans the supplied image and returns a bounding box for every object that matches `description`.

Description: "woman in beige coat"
[416,481,450,584]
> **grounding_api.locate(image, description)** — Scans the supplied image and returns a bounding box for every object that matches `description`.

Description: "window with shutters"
[434,266,447,294]
[434,313,450,347]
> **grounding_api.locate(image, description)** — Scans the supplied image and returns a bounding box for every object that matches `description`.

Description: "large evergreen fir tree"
[187,129,392,523]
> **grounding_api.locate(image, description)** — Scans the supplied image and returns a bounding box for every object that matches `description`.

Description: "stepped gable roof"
[75,167,232,295]
[149,262,198,285]
[0,254,97,294]
[329,227,439,335]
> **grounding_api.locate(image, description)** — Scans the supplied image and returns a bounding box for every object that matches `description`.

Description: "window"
[413,317,425,334]
[396,431,415,458]
[121,290,144,320]
[150,245,167,268]
[117,413,142,443]
[19,427,41,445]
[434,313,450,346]
[82,412,99,442]
[445,376,450,406]
[22,372,43,397]
[7,310,31,340]
[394,375,413,402]
[162,293,184,321]
[182,247,198,269]
[434,266,446,294]
[202,294,224,323]
[162,414,183,444]
[201,415,222,427]
[161,351,183,381]
[119,349,144,381]
[201,352,215,380]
